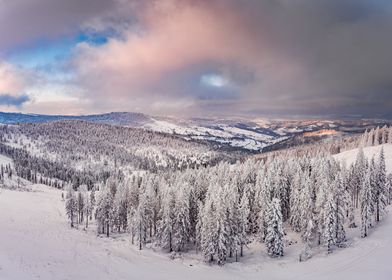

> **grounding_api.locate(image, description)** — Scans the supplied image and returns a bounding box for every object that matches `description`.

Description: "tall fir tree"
[265,198,284,257]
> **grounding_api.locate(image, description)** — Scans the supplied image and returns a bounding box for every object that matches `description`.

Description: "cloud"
[2,0,392,117]
[0,94,30,107]
[0,0,117,52]
[0,62,28,95]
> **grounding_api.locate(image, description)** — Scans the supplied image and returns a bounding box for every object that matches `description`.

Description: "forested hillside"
[0,121,242,189]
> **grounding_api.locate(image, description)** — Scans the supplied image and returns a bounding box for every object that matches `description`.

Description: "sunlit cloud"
[200,74,229,88]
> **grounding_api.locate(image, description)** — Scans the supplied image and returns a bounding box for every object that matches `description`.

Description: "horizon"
[1,110,391,123]
[1,1,392,118]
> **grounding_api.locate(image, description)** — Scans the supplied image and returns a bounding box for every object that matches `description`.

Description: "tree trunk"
[169,232,172,252]
[376,200,380,222]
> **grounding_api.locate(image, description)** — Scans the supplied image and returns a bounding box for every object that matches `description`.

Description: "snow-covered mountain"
[0,112,387,152]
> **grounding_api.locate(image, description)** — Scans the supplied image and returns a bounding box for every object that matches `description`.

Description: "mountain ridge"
[0,111,388,152]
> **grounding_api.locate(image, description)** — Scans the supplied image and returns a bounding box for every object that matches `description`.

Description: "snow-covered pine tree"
[323,191,337,253]
[173,180,191,252]
[79,185,91,228]
[289,171,303,232]
[265,198,284,257]
[238,191,250,259]
[367,128,374,146]
[77,190,85,224]
[361,129,369,147]
[95,185,115,237]
[65,185,77,228]
[258,164,274,241]
[381,125,388,144]
[334,173,347,246]
[158,182,176,252]
[360,170,373,238]
[215,184,231,265]
[113,181,130,233]
[374,127,380,145]
[89,187,96,220]
[133,189,151,250]
[352,147,367,208]
[388,174,392,205]
[199,186,218,263]
[374,147,388,222]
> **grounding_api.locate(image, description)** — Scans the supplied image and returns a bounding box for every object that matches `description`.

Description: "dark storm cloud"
[0,0,117,52]
[0,93,29,107]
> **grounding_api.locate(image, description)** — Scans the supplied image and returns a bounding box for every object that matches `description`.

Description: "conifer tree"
[361,171,373,238]
[375,147,387,222]
[65,185,77,228]
[158,184,176,252]
[265,198,284,257]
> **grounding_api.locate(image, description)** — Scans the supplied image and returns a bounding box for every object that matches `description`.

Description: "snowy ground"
[334,144,392,172]
[0,183,391,280]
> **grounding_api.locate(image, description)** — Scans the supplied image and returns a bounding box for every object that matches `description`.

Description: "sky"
[0,0,392,118]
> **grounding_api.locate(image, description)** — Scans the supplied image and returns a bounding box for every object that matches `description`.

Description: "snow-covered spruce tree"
[89,187,96,220]
[258,164,275,242]
[198,179,239,265]
[360,129,367,147]
[133,185,152,250]
[360,170,373,238]
[158,182,176,252]
[248,161,265,235]
[65,185,77,228]
[367,128,374,146]
[289,170,306,232]
[381,125,388,144]
[352,147,367,208]
[374,127,380,146]
[323,192,337,253]
[77,191,85,224]
[215,187,230,265]
[388,174,392,205]
[301,176,317,242]
[113,181,130,233]
[95,184,115,237]
[314,158,330,246]
[238,191,250,259]
[333,174,347,246]
[374,147,388,222]
[79,185,91,228]
[255,165,268,241]
[145,174,161,238]
[265,198,284,257]
[173,180,191,252]
[199,186,218,263]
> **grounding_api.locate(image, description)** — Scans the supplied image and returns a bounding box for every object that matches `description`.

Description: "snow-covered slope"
[1,111,379,152]
[1,184,391,280]
[334,144,392,173]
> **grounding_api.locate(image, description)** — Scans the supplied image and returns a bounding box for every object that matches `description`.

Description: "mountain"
[0,112,152,126]
[0,111,388,152]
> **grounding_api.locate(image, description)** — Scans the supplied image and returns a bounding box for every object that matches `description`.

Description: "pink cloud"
[0,62,26,94]
[73,0,304,115]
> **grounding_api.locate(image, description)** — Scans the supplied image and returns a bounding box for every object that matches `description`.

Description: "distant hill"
[0,111,388,152]
[0,112,152,126]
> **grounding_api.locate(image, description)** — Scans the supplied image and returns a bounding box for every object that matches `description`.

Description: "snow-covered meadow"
[0,184,391,280]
